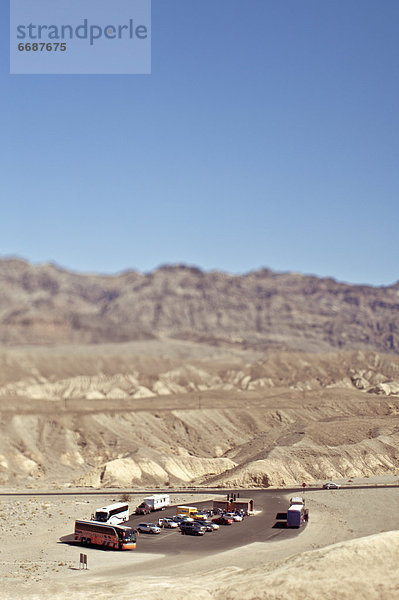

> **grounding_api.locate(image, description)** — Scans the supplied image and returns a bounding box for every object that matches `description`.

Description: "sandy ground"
[1,482,399,599]
[0,491,214,598]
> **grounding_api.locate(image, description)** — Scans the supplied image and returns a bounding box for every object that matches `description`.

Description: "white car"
[159,518,178,528]
[137,523,161,534]
[202,520,219,530]
[225,512,243,522]
[323,482,341,489]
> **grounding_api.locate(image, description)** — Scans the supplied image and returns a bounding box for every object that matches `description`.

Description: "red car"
[212,516,233,525]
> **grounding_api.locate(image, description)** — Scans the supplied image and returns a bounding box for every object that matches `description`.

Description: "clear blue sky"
[1,0,398,286]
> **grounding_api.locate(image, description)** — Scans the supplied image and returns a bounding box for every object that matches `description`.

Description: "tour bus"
[91,502,129,525]
[74,520,136,550]
[176,505,199,518]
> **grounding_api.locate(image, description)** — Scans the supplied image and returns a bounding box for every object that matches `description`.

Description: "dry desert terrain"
[1,484,399,600]
[0,338,399,598]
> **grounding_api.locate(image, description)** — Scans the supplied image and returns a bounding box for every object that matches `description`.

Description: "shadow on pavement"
[273,512,287,528]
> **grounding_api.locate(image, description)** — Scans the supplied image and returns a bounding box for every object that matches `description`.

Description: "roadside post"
[79,553,88,570]
[302,482,307,501]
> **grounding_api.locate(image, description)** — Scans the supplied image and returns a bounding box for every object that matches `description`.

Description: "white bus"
[91,502,129,525]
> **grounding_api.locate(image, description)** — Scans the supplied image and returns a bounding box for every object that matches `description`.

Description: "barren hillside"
[1,342,399,489]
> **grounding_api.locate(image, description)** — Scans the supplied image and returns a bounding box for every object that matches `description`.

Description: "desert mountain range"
[0,257,398,352]
[1,258,399,490]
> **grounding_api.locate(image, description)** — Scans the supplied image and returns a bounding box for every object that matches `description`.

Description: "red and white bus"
[74,520,136,550]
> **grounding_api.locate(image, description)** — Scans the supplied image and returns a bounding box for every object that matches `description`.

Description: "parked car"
[171,515,185,524]
[180,521,206,535]
[194,511,207,520]
[323,482,341,489]
[204,520,219,530]
[198,519,219,531]
[137,523,161,534]
[159,518,179,529]
[212,516,234,525]
[289,497,305,506]
[135,503,151,515]
[225,512,243,522]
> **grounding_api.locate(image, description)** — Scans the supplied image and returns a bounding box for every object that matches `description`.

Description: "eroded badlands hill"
[1,342,399,489]
[0,258,398,352]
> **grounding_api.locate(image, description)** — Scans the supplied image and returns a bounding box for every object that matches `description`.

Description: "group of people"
[214,508,248,517]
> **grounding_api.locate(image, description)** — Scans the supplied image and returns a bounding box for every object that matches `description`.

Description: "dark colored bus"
[74,520,136,550]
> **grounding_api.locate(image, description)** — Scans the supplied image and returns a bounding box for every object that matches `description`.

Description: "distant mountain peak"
[0,257,398,352]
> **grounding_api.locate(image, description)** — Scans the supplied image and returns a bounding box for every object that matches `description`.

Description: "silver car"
[201,520,219,531]
[137,522,161,534]
[159,518,178,528]
[225,512,243,522]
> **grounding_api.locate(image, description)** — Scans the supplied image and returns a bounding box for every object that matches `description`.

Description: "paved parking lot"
[127,490,302,555]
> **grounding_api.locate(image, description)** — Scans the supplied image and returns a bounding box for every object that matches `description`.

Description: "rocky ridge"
[0,258,398,352]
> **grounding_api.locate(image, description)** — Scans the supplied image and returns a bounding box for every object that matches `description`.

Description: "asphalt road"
[1,483,397,497]
[127,491,301,557]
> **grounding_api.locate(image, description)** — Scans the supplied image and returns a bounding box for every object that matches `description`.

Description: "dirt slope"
[1,342,399,489]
